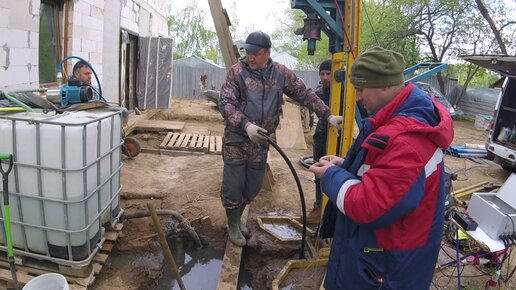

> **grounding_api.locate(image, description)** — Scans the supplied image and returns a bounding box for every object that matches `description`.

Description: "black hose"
[259,131,307,259]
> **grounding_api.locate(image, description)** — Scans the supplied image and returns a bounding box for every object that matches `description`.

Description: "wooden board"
[216,205,250,290]
[208,0,239,68]
[0,223,124,289]
[134,120,185,132]
[275,98,307,149]
[164,133,222,154]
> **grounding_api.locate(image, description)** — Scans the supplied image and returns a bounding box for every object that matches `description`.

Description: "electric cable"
[332,0,356,59]
[258,131,307,259]
[58,56,106,102]
[360,0,379,45]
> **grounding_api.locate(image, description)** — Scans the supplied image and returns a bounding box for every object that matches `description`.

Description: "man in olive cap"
[218,31,343,247]
[309,46,454,289]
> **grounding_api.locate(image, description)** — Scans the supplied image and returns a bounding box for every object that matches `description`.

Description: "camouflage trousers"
[220,129,268,209]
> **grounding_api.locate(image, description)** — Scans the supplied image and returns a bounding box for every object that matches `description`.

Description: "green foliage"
[448,63,500,87]
[271,9,331,70]
[167,2,218,61]
[360,0,421,65]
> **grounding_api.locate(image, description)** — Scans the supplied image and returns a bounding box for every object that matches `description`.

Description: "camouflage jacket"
[219,58,331,136]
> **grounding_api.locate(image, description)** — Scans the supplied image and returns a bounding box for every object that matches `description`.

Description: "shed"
[172,56,227,99]
[458,86,500,118]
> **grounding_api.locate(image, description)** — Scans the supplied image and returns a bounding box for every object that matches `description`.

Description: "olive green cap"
[350,46,406,88]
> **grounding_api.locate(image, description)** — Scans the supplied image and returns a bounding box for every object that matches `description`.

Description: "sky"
[170,0,516,54]
[170,0,291,39]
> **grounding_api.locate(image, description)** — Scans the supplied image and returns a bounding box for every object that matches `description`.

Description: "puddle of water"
[156,246,225,290]
[238,257,253,290]
[109,251,161,269]
[262,222,301,240]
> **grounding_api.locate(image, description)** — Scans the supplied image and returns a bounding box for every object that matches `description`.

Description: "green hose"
[0,154,11,160]
[3,92,33,112]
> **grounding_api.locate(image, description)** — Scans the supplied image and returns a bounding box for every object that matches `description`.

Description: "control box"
[453,212,478,231]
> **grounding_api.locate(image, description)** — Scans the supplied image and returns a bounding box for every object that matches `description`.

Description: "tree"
[272,9,333,70]
[360,0,421,65]
[474,0,516,55]
[168,1,218,61]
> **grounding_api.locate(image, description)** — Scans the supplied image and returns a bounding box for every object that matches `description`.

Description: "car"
[415,81,456,116]
[461,55,516,171]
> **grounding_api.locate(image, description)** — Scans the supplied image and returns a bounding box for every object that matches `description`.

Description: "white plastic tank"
[0,109,122,262]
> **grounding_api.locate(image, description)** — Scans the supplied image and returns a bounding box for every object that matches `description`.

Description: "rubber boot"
[226,208,246,246]
[239,204,250,238]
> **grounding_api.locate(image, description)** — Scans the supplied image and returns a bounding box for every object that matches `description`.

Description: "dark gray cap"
[244,31,271,53]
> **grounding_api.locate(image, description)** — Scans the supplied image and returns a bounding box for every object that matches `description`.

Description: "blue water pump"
[57,56,103,108]
[60,80,93,108]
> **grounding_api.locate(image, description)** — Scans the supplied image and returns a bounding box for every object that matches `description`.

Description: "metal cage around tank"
[0,109,124,266]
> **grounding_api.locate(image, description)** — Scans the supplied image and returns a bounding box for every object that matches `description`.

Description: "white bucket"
[22,273,69,290]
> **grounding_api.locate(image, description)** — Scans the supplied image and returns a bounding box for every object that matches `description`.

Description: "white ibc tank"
[0,109,122,262]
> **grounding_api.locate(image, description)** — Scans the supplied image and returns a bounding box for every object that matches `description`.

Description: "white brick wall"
[81,39,96,52]
[0,8,9,28]
[9,48,33,66]
[3,29,30,49]
[2,0,169,93]
[74,1,91,16]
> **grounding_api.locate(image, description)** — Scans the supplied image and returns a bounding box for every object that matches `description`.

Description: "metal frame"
[0,110,123,266]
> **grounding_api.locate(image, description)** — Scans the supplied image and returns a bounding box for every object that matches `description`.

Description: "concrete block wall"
[1,0,169,103]
[0,0,40,91]
[69,0,105,83]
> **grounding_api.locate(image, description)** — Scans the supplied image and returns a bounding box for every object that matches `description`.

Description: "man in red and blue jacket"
[309,47,454,289]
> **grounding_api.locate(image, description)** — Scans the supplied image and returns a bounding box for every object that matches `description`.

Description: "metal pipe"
[124,209,202,248]
[147,203,186,290]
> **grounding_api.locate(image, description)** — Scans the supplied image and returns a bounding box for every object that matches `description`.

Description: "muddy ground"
[90,98,513,290]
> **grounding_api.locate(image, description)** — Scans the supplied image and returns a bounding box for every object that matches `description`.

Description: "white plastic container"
[0,109,122,263]
[23,273,69,290]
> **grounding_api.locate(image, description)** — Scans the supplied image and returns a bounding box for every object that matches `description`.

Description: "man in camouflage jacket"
[218,31,342,246]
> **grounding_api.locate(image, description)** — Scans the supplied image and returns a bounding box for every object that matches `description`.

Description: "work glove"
[327,115,343,129]
[245,123,268,144]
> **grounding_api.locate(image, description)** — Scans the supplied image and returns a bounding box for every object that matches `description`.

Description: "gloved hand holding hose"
[327,115,343,129]
[245,122,268,144]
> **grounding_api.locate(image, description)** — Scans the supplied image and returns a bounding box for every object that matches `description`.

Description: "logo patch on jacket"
[365,134,389,150]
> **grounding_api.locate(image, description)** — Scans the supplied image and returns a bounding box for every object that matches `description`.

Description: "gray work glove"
[245,123,268,144]
[327,115,343,129]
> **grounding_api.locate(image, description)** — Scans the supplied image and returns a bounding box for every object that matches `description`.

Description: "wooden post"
[147,203,186,290]
[208,0,239,68]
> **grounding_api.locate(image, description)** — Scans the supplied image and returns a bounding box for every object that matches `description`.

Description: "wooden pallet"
[160,132,222,154]
[0,223,123,290]
[134,120,185,132]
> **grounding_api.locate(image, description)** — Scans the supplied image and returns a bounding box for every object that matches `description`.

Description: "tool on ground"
[147,203,186,290]
[0,154,19,290]
[258,131,307,259]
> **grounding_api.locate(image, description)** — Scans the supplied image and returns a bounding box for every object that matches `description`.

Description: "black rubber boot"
[239,204,250,238]
[226,208,246,247]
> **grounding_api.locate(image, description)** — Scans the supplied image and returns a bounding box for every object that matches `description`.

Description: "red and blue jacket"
[321,83,454,290]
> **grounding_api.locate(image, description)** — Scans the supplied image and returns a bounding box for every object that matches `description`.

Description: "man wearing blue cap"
[218,31,343,246]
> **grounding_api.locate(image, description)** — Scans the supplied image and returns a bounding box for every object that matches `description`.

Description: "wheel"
[123,137,141,158]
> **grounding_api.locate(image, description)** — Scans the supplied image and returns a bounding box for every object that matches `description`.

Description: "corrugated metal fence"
[172,66,498,118]
[172,66,320,99]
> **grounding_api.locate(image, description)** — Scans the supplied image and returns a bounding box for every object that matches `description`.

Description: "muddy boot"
[239,204,250,238]
[226,208,246,246]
